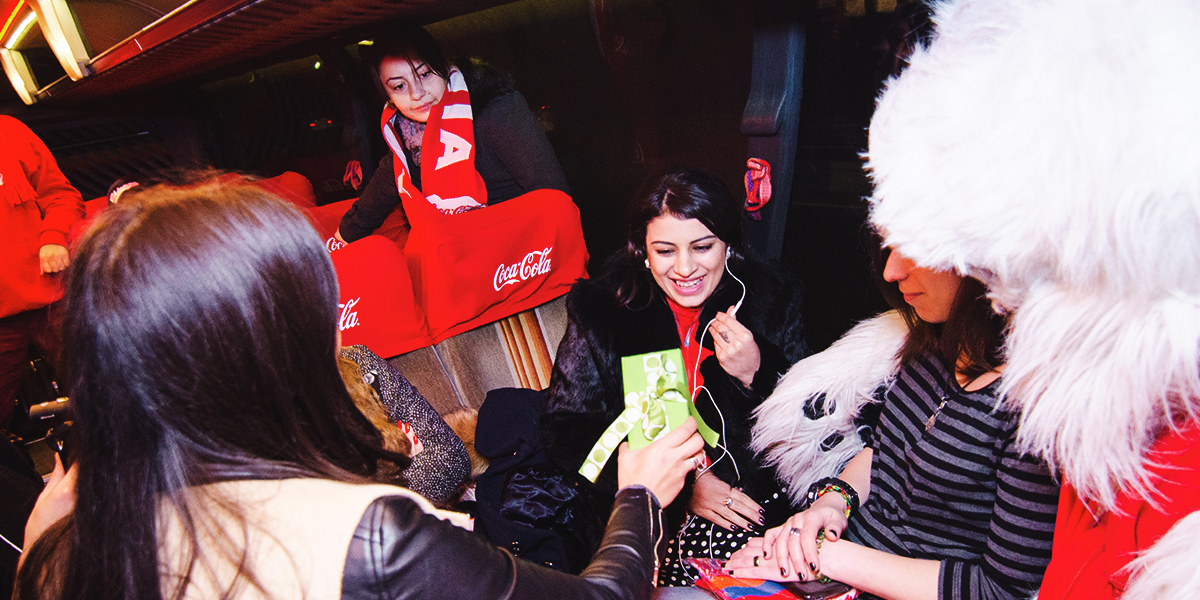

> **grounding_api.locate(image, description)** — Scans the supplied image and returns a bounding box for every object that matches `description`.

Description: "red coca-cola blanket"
[320,189,586,353]
[404,188,587,341]
[372,65,588,345]
[311,64,589,354]
[329,235,429,357]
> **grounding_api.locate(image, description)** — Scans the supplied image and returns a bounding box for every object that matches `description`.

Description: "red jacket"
[0,116,84,318]
[1038,422,1200,600]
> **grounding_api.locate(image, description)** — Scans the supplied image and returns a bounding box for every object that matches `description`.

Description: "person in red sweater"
[0,116,84,431]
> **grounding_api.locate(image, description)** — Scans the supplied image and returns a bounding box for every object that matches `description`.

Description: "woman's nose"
[409,78,426,99]
[883,251,909,282]
[673,251,697,276]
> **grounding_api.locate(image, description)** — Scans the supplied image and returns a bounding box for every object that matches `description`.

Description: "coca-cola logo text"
[338,297,360,331]
[326,236,346,253]
[494,247,553,291]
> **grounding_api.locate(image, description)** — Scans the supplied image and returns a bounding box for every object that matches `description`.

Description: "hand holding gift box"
[579,349,719,482]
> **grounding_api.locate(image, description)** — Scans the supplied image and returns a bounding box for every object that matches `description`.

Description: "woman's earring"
[644,258,651,269]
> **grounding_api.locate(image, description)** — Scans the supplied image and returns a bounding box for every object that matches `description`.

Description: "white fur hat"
[866,0,1200,510]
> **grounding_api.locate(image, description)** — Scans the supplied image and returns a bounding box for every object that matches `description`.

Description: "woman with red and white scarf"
[336,24,569,243]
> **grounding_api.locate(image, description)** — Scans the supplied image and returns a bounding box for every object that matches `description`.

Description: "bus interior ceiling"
[2,0,920,352]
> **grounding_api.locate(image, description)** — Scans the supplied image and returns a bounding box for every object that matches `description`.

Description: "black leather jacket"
[341,486,663,599]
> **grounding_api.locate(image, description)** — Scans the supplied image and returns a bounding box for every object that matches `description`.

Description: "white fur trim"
[866,0,1200,510]
[752,311,907,506]
[1123,511,1200,600]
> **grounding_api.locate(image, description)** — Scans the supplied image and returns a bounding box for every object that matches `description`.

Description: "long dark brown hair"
[15,183,409,600]
[871,239,1007,381]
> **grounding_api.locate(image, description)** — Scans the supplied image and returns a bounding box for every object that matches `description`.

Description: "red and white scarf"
[380,67,487,224]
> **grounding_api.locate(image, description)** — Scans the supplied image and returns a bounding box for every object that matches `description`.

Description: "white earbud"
[644,258,650,269]
[724,246,745,317]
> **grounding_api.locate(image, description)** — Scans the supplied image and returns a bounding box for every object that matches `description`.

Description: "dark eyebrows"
[648,235,717,247]
[384,62,429,83]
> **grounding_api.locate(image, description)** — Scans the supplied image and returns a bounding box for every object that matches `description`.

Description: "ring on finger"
[788,527,802,537]
[720,330,731,343]
[753,556,760,567]
[723,496,733,507]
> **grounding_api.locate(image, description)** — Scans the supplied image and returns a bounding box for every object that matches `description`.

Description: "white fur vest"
[751,311,907,506]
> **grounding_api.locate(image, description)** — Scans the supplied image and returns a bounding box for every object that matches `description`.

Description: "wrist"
[811,494,851,517]
[815,535,856,582]
[39,230,69,248]
[617,484,662,510]
[805,477,860,518]
[736,369,756,389]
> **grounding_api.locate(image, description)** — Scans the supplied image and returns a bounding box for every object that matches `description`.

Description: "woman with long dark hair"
[14,182,702,600]
[540,167,809,586]
[727,246,1059,600]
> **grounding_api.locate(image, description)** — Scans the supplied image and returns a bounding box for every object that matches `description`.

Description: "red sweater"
[1038,422,1200,600]
[0,116,84,318]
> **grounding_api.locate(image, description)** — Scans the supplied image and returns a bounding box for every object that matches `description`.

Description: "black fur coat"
[539,252,810,516]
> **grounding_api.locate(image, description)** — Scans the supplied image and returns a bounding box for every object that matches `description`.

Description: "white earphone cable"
[690,254,748,483]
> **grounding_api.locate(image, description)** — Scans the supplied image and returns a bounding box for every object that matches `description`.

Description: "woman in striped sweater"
[727,248,1059,600]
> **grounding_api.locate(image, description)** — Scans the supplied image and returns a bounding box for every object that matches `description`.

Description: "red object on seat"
[83,197,107,219]
[306,199,409,253]
[306,198,356,252]
[249,171,317,208]
[744,158,772,221]
[213,171,317,208]
[329,235,430,357]
[402,189,589,342]
[67,197,109,244]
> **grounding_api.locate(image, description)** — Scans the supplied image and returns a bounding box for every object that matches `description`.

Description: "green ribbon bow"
[578,354,686,482]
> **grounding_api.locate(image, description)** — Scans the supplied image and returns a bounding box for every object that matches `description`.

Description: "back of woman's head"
[64,183,379,479]
[23,183,400,599]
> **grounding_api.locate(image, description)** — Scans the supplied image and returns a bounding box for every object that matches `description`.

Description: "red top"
[666,298,712,395]
[1038,421,1200,600]
[0,116,84,318]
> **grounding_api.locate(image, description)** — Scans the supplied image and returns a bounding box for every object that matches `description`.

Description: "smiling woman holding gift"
[540,167,810,586]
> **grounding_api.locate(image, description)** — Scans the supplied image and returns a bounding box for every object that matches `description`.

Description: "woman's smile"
[646,214,727,308]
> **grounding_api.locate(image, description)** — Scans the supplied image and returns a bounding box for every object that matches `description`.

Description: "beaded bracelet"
[805,477,860,518]
[813,528,833,583]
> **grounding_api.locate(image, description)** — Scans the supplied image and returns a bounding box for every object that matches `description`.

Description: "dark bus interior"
[1,0,917,352]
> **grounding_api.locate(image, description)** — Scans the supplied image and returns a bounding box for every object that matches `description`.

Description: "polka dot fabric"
[657,488,788,587]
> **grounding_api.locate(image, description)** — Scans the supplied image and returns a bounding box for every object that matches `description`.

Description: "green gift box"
[621,349,719,449]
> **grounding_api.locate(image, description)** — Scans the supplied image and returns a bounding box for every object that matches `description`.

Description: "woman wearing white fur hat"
[856,0,1200,598]
[726,243,1058,600]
